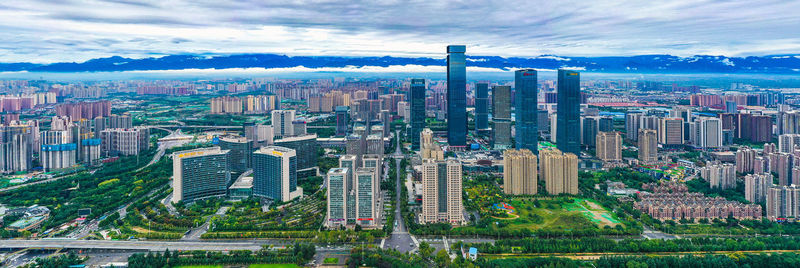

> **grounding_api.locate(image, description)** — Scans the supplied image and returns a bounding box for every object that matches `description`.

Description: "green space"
[129,243,315,267]
[323,257,338,264]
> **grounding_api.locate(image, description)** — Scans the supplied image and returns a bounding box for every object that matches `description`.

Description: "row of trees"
[128,243,315,267]
[463,236,800,254]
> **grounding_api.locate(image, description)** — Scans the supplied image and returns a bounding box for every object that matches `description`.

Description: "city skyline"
[1,1,800,63]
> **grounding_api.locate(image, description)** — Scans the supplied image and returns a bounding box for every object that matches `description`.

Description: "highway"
[0,240,264,251]
[383,130,417,253]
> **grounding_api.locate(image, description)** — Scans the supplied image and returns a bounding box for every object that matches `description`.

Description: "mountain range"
[1,54,799,73]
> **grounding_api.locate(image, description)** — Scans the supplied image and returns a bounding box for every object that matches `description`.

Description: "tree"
[434,249,451,267]
[418,241,434,260]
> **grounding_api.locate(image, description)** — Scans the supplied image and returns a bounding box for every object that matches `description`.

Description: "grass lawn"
[249,265,301,268]
[489,198,622,231]
[323,257,339,264]
[174,266,222,268]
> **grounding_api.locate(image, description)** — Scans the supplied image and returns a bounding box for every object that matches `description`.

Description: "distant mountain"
[2,54,800,73]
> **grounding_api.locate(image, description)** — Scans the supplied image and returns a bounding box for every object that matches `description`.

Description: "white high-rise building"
[745,173,773,203]
[779,134,800,153]
[271,110,296,139]
[326,168,349,228]
[421,159,464,225]
[699,118,723,148]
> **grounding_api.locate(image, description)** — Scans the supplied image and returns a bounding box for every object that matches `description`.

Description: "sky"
[1,0,800,63]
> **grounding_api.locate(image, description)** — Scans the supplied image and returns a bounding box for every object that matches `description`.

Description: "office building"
[252,146,302,202]
[271,110,295,139]
[421,158,464,224]
[503,149,537,195]
[475,82,489,131]
[366,134,384,155]
[172,147,230,203]
[699,118,723,149]
[326,168,348,227]
[219,136,252,173]
[335,106,350,136]
[638,129,658,162]
[596,131,622,162]
[515,69,538,153]
[273,134,319,171]
[581,116,598,147]
[446,45,467,148]
[659,118,684,146]
[492,85,512,150]
[598,117,614,132]
[362,154,383,182]
[745,173,773,203]
[410,78,426,150]
[355,167,379,227]
[540,148,578,195]
[556,69,581,155]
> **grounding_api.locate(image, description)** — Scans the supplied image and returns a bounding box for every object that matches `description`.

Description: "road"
[383,130,417,253]
[0,240,265,251]
[182,206,230,241]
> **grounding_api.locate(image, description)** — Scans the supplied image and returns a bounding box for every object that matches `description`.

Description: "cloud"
[0,0,798,63]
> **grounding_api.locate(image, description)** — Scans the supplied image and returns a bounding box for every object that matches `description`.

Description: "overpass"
[147,125,244,129]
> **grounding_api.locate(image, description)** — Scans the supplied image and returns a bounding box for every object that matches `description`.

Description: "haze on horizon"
[1,0,799,63]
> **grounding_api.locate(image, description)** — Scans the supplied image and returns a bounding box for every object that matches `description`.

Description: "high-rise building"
[0,124,33,173]
[515,69,538,153]
[699,118,723,149]
[172,147,230,203]
[503,149,537,195]
[421,158,464,224]
[446,45,467,148]
[598,117,614,132]
[475,83,489,131]
[420,128,443,160]
[366,134,384,155]
[492,85,512,150]
[778,111,800,135]
[779,134,800,153]
[581,116,598,148]
[410,78,426,150]
[745,173,773,203]
[335,106,350,136]
[701,163,736,190]
[540,148,578,195]
[556,70,581,155]
[219,136,252,173]
[326,168,348,227]
[99,127,150,156]
[772,153,794,186]
[252,146,302,202]
[725,101,738,114]
[638,129,658,162]
[659,118,684,146]
[271,110,295,139]
[273,134,319,172]
[736,147,757,173]
[355,167,378,227]
[596,131,622,162]
[766,185,800,220]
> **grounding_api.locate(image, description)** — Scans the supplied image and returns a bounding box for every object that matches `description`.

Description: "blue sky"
[1,0,799,63]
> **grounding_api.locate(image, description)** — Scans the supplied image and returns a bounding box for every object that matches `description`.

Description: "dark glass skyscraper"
[557,69,581,155]
[475,83,489,131]
[492,85,512,149]
[446,45,467,147]
[410,78,426,150]
[515,69,538,154]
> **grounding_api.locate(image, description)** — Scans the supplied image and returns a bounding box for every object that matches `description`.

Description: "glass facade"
[557,69,581,155]
[515,69,538,153]
[181,154,229,202]
[475,83,489,130]
[447,45,467,147]
[410,78,426,150]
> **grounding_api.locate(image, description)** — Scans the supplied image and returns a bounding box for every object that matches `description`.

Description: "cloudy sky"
[1,0,799,63]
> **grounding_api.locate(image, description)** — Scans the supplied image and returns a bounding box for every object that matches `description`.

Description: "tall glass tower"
[446,45,467,148]
[410,78,426,150]
[556,69,581,155]
[515,69,538,154]
[475,83,489,130]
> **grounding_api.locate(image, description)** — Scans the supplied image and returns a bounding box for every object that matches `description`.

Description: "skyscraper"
[581,116,598,148]
[699,118,723,149]
[172,147,230,203]
[355,167,378,227]
[326,168,348,227]
[625,112,643,141]
[410,78,426,150]
[271,109,295,139]
[475,83,489,131]
[556,69,580,155]
[503,149,537,195]
[515,69,538,153]
[446,45,467,148]
[335,106,349,136]
[252,146,302,202]
[492,85,511,149]
[219,136,252,173]
[745,173,772,203]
